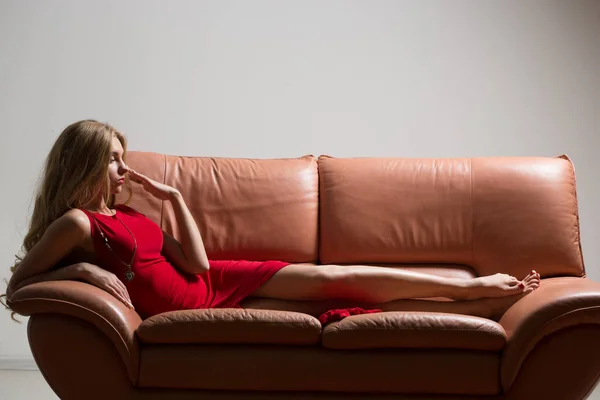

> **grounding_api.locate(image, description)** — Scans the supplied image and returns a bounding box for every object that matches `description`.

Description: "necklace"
[92,212,137,282]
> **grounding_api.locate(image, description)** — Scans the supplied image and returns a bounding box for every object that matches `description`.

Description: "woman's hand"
[128,169,180,201]
[81,263,135,309]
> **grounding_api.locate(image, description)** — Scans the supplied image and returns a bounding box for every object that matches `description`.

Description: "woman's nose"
[119,163,130,174]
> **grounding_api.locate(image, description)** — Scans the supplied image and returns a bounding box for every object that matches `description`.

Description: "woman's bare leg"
[243,293,531,321]
[251,264,541,303]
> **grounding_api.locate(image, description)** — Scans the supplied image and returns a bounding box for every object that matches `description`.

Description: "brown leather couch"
[8,152,600,400]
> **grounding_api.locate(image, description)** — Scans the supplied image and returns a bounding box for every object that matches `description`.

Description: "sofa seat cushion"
[136,308,321,345]
[322,311,506,350]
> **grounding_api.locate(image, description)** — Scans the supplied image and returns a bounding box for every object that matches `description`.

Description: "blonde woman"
[2,120,540,319]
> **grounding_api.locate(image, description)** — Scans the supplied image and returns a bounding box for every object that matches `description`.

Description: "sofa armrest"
[499,277,600,391]
[7,280,142,383]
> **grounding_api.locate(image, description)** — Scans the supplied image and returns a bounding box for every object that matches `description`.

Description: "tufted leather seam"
[141,318,317,323]
[327,325,505,335]
[159,154,167,230]
[557,154,586,277]
[328,327,504,333]
[470,158,476,273]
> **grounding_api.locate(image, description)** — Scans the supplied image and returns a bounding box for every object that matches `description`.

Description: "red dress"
[80,204,290,318]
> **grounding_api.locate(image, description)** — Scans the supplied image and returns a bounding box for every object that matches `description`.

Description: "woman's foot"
[459,270,541,300]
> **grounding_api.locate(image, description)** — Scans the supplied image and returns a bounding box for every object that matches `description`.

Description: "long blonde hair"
[1,119,130,320]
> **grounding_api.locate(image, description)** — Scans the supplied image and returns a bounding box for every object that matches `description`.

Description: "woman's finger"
[118,285,134,308]
[128,171,145,184]
[117,280,132,304]
[107,284,129,306]
[129,169,148,181]
[127,169,141,179]
[107,283,126,303]
[109,283,134,309]
[113,280,129,302]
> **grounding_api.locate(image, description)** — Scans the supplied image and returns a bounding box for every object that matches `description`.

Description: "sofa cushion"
[160,153,319,262]
[119,151,319,262]
[318,155,584,279]
[136,308,321,345]
[322,311,506,350]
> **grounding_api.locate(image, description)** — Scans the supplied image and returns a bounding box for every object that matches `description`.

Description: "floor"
[1,370,58,399]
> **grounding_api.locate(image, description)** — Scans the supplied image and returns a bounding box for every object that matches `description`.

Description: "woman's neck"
[89,200,114,216]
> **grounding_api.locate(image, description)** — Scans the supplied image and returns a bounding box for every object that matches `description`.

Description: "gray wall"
[1,0,599,396]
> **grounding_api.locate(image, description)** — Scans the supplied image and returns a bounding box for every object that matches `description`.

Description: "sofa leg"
[28,313,137,400]
[502,325,600,400]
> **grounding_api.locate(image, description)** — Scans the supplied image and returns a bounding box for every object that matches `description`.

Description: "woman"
[2,120,540,319]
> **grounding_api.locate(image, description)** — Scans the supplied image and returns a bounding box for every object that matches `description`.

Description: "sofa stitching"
[512,304,600,354]
[315,156,321,263]
[560,154,586,277]
[160,154,167,230]
[470,158,476,272]
[505,304,600,389]
[325,326,504,334]
[10,297,135,355]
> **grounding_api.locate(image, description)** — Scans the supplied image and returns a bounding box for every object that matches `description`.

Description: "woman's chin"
[111,185,123,195]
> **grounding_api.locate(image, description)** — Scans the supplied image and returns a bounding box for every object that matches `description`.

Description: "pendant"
[125,271,135,282]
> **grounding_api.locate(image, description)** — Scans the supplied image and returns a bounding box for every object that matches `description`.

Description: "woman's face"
[108,136,129,194]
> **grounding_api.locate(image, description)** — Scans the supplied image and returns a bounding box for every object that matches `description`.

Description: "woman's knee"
[317,265,396,302]
[316,265,362,296]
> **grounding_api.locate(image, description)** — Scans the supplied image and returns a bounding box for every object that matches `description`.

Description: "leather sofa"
[8,152,600,400]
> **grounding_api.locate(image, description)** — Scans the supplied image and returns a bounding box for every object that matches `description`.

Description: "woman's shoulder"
[48,209,91,238]
[62,208,91,228]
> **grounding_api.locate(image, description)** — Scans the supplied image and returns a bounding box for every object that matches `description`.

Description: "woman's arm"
[10,263,88,292]
[164,192,210,274]
[128,169,210,274]
[8,262,134,309]
[8,210,88,290]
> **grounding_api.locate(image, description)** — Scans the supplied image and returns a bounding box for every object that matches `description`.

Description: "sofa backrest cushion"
[118,152,319,263]
[318,155,584,278]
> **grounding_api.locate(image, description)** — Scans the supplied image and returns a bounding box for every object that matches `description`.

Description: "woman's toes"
[507,284,524,294]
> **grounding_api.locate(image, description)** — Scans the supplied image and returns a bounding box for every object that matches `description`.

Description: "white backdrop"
[1,0,599,395]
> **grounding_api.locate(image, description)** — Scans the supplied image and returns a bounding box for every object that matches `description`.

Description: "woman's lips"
[117,178,125,185]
